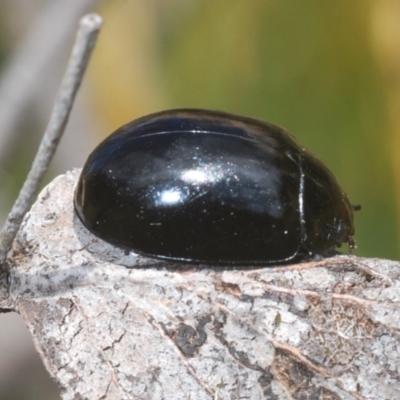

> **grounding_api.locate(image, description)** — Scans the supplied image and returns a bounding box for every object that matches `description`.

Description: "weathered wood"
[1,170,400,399]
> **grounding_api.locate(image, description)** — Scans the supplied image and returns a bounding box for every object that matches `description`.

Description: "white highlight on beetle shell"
[159,189,184,205]
[180,169,208,183]
[180,164,226,185]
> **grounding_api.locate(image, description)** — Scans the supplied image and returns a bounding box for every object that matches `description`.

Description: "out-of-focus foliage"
[92,0,399,260]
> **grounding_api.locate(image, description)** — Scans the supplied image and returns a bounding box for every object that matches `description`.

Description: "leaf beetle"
[74,109,358,265]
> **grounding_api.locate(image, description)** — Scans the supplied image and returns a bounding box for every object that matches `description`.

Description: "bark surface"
[1,170,399,400]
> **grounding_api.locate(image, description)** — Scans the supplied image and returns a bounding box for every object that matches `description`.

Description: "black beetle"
[74,109,357,265]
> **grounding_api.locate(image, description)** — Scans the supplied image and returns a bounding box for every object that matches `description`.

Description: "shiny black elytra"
[74,109,356,265]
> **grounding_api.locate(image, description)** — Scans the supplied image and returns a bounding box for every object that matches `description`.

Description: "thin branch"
[0,13,103,272]
[0,0,98,163]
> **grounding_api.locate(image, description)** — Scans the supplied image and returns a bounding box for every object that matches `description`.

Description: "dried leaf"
[3,170,400,399]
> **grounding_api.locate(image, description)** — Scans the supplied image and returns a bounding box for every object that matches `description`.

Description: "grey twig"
[0,13,103,271]
[0,0,98,163]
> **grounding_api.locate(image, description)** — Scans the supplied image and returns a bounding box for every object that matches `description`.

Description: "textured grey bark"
[1,170,399,400]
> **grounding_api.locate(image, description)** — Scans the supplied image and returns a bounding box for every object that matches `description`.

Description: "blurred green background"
[0,1,399,399]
